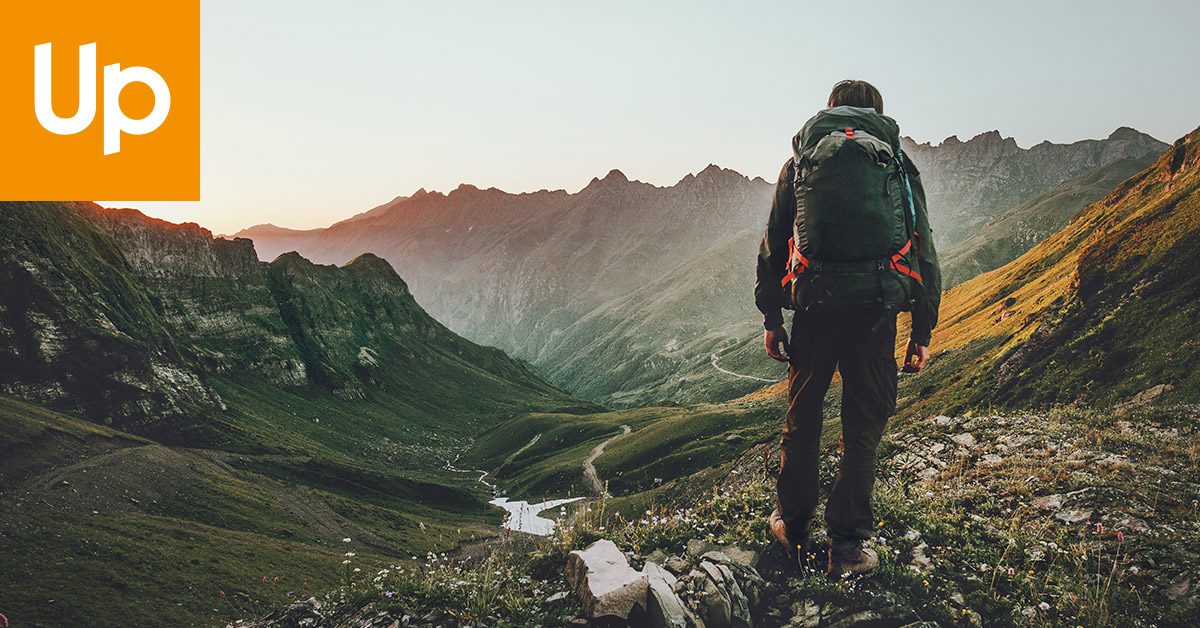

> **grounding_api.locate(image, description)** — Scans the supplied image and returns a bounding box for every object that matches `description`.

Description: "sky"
[109,0,1200,235]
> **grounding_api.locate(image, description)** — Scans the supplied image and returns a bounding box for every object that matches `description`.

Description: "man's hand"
[764,326,790,362]
[902,339,931,372]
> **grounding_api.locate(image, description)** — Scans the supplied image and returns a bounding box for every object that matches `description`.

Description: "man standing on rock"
[754,80,942,577]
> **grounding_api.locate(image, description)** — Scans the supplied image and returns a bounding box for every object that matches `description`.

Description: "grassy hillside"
[894,126,1200,416]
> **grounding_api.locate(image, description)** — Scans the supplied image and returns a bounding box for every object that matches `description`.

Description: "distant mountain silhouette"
[234,129,1168,406]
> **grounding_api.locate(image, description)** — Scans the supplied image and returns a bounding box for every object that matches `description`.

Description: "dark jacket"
[754,154,942,345]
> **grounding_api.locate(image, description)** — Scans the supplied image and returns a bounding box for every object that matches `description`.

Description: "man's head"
[827,80,883,114]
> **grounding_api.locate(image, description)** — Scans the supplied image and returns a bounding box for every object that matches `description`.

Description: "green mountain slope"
[941,153,1160,286]
[0,201,596,627]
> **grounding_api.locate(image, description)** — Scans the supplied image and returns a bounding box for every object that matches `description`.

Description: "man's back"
[755,80,942,578]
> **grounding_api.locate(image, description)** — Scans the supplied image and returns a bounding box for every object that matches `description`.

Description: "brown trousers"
[778,308,898,547]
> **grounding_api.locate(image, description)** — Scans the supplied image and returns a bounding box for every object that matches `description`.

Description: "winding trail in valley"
[710,343,780,383]
[498,433,541,471]
[583,424,631,497]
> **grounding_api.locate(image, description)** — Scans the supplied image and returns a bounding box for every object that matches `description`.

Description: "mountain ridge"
[233,127,1167,407]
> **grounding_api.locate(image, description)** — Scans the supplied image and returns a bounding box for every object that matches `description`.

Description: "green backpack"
[781,106,924,311]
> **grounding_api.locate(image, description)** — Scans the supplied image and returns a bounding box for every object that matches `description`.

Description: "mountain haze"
[940,152,1161,286]
[901,126,1166,249]
[237,129,1165,407]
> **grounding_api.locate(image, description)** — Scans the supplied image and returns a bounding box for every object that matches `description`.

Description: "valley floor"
[242,402,1200,627]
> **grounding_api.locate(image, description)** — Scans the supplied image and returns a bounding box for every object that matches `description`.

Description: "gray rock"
[828,610,884,627]
[643,561,679,589]
[686,539,722,559]
[645,571,694,628]
[790,600,821,627]
[702,547,760,569]
[566,539,649,619]
[646,549,669,565]
[698,560,753,628]
[1115,383,1173,415]
[664,555,690,575]
[1054,508,1093,524]
[1032,494,1064,510]
[951,432,977,448]
[696,563,733,627]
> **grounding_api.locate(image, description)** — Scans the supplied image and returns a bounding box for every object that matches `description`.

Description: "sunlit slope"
[897,126,1200,415]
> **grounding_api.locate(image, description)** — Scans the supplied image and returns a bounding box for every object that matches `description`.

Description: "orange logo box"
[0,0,199,200]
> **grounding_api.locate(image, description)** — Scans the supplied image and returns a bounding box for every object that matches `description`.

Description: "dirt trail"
[582,425,631,497]
[710,345,779,383]
[497,433,541,472]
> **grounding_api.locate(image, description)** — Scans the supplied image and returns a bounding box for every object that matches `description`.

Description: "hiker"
[754,80,942,578]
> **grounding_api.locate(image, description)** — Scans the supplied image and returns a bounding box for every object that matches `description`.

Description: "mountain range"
[236,128,1167,407]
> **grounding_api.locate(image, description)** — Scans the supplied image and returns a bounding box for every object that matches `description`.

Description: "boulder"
[643,562,693,628]
[566,539,649,619]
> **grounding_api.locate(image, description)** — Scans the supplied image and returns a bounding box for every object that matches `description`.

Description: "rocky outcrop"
[564,539,766,627]
[566,539,649,620]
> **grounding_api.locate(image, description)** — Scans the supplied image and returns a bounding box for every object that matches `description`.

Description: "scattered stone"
[951,433,977,448]
[1054,508,1093,524]
[546,591,569,603]
[933,415,957,427]
[1166,578,1191,601]
[686,539,722,559]
[565,539,649,620]
[664,555,690,575]
[702,547,760,569]
[645,549,668,565]
[1115,383,1173,415]
[1032,494,1064,510]
[909,542,933,574]
[828,610,884,627]
[790,600,821,627]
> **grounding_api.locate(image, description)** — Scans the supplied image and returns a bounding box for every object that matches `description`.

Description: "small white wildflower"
[1039,602,1050,611]
[342,537,352,543]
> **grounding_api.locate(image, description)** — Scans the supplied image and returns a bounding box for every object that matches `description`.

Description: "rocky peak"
[1108,126,1149,142]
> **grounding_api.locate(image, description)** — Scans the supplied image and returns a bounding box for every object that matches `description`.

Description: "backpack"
[780,106,924,311]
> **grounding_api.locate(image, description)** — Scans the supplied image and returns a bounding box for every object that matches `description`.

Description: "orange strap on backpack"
[780,236,924,287]
[889,237,924,284]
[779,237,809,288]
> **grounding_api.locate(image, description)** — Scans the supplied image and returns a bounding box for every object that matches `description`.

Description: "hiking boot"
[827,543,879,579]
[769,508,806,569]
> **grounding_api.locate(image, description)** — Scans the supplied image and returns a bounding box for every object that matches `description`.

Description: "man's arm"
[755,159,797,332]
[906,159,941,348]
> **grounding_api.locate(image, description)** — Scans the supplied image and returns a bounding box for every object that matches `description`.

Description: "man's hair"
[827,80,884,114]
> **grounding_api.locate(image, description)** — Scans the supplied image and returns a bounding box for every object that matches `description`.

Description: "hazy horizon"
[102,0,1200,234]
